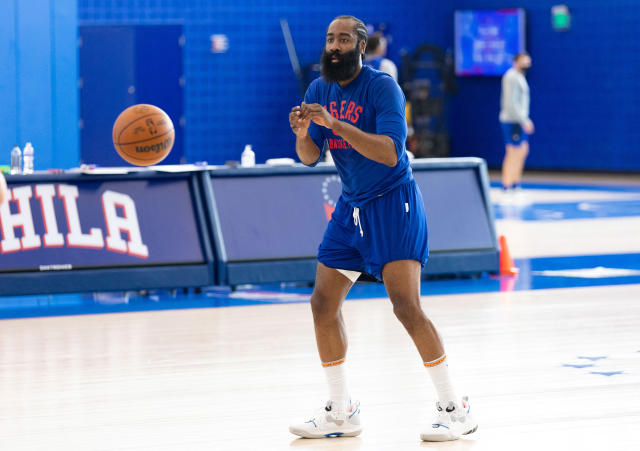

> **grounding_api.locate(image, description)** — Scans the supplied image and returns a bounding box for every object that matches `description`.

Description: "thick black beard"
[321,47,362,83]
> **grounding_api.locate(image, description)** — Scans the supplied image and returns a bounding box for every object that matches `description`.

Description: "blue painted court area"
[491,181,640,221]
[494,199,640,221]
[490,181,640,193]
[1,181,639,320]
[2,250,639,320]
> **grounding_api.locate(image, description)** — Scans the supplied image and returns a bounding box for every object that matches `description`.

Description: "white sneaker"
[289,400,362,438]
[421,396,478,442]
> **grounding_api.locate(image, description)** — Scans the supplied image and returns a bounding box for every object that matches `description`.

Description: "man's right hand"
[289,103,311,138]
[523,119,534,134]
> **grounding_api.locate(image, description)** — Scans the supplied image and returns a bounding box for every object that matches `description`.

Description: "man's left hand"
[300,103,336,129]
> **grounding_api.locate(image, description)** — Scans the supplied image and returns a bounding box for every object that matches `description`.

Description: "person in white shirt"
[499,53,534,190]
[364,33,398,81]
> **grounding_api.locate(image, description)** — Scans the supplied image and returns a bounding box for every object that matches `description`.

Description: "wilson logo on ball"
[135,136,174,154]
[112,104,175,166]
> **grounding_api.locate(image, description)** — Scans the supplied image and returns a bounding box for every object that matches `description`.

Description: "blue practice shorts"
[501,122,529,146]
[318,180,429,281]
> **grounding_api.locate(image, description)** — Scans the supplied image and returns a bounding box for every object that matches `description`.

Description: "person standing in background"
[365,32,398,81]
[499,53,534,191]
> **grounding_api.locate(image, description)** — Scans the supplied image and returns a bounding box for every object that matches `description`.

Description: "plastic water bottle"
[23,142,34,174]
[241,144,255,167]
[10,145,21,174]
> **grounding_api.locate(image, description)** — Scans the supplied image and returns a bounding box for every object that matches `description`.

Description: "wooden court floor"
[1,283,639,450]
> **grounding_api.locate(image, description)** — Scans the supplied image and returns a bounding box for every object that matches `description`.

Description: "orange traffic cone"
[499,235,519,276]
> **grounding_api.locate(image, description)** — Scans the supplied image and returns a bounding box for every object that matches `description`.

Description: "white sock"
[424,354,458,406]
[322,358,349,412]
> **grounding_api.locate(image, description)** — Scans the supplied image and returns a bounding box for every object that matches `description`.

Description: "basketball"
[112,104,174,166]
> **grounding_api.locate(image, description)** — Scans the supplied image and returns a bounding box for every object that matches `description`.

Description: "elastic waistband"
[343,179,415,209]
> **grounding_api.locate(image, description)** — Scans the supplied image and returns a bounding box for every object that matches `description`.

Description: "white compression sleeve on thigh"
[337,269,361,283]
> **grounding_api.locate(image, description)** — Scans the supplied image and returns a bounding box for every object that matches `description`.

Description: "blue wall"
[0,0,79,170]
[78,0,441,165]
[3,1,639,171]
[445,0,640,171]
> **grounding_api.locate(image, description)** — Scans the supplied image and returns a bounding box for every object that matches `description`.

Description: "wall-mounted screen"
[455,9,526,76]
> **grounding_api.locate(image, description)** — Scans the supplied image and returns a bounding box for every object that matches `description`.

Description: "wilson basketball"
[112,104,174,166]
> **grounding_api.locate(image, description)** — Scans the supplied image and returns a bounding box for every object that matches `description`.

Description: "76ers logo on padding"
[321,175,342,221]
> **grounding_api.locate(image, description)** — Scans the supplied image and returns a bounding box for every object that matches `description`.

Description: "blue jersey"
[366,57,383,71]
[304,65,412,207]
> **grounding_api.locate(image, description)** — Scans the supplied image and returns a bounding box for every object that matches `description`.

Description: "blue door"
[79,25,184,166]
